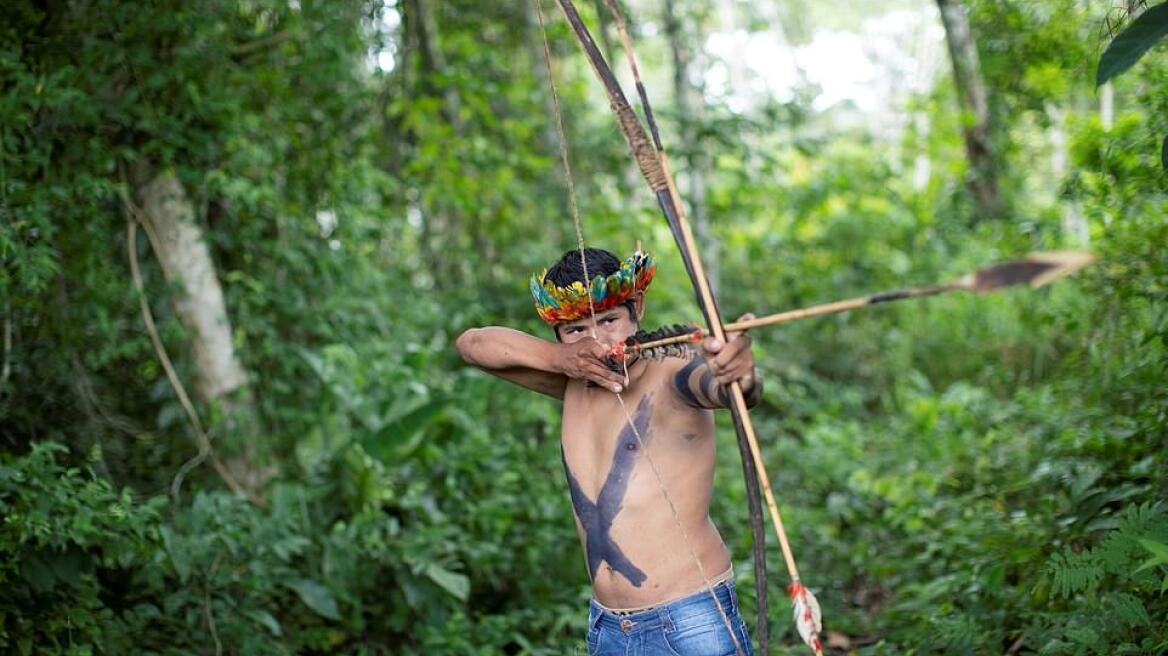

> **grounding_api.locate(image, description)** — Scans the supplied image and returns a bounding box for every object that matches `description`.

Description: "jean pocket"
[664,619,745,656]
[586,625,600,654]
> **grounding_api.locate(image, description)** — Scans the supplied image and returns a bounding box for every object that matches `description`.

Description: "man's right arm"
[455,327,626,399]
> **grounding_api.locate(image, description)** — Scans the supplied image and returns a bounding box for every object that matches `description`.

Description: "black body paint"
[673,359,707,408]
[674,358,729,408]
[562,396,652,586]
[700,369,731,407]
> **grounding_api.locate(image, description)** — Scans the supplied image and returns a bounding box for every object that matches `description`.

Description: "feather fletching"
[789,582,824,655]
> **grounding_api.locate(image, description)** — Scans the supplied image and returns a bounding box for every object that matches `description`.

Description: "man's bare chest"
[561,386,653,489]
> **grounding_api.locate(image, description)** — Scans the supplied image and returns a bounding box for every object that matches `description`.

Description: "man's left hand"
[700,313,757,394]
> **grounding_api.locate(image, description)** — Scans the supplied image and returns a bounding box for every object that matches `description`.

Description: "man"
[456,247,759,655]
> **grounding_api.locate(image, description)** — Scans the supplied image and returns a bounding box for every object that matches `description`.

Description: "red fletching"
[788,581,824,655]
[611,342,628,360]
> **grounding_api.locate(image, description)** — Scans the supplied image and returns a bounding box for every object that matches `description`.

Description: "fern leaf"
[1047,551,1104,598]
[1106,592,1151,628]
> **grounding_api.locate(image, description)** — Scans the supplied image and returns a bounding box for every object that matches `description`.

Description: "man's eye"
[602,318,616,324]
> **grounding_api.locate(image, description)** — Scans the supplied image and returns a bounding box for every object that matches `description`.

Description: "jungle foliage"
[1,0,1166,654]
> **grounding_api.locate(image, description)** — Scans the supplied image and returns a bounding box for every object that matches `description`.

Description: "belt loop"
[658,604,675,632]
[589,600,602,630]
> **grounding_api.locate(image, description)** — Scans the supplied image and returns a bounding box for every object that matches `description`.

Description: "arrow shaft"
[630,250,1095,353]
[627,283,959,355]
[727,283,957,332]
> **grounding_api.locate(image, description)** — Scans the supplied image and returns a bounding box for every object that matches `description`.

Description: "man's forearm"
[456,327,561,374]
[673,359,762,409]
[714,371,762,409]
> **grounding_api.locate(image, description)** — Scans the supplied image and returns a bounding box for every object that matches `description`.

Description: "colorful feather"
[788,581,824,655]
[603,323,699,372]
[530,250,656,324]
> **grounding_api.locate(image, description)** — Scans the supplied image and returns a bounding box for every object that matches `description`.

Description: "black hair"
[543,248,623,287]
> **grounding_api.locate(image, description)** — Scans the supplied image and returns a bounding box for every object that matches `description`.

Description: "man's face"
[555,304,640,346]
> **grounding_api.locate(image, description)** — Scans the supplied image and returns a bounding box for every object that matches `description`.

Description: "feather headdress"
[531,250,656,324]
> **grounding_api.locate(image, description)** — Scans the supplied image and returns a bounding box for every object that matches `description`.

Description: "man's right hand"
[557,338,626,393]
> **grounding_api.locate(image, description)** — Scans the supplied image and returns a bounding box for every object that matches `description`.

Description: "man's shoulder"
[647,352,703,381]
[645,356,704,406]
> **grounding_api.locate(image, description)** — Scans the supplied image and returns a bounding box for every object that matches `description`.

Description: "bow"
[539,1,824,653]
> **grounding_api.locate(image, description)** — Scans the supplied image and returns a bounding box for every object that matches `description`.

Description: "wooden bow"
[545,1,823,653]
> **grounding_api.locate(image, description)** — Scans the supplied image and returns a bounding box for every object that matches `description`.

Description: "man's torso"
[561,358,731,608]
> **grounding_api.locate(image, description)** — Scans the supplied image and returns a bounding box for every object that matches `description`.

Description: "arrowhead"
[968,251,1095,292]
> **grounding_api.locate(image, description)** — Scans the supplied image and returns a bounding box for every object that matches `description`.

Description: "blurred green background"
[2,0,1166,653]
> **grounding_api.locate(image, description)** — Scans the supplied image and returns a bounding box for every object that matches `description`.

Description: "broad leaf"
[423,562,470,602]
[365,397,448,460]
[245,609,283,637]
[285,579,340,620]
[159,526,191,583]
[1096,2,1168,85]
[1134,537,1168,570]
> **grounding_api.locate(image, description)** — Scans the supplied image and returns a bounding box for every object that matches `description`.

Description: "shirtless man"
[456,247,759,655]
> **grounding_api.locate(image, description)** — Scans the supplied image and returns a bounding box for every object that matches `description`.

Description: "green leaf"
[1108,592,1150,627]
[1137,537,1168,561]
[365,397,447,460]
[423,563,470,602]
[1067,625,1100,646]
[1161,134,1167,170]
[19,553,55,592]
[49,549,85,585]
[285,579,340,620]
[1096,2,1168,86]
[245,609,283,637]
[159,526,190,583]
[1133,537,1168,583]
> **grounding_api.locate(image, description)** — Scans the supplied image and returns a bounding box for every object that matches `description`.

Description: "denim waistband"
[588,578,740,635]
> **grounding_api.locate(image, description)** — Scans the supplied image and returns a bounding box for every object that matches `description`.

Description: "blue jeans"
[586,580,755,656]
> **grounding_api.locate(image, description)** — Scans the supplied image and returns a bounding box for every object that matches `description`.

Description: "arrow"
[617,252,1095,359]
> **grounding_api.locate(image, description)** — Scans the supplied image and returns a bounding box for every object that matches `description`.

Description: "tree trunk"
[403,0,461,128]
[401,0,466,285]
[526,0,566,164]
[136,173,247,404]
[664,0,719,294]
[136,173,266,492]
[936,0,1001,220]
[1046,104,1089,245]
[716,0,749,103]
[913,110,932,191]
[525,0,572,250]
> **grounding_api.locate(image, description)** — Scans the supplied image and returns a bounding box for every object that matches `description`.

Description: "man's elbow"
[455,329,483,365]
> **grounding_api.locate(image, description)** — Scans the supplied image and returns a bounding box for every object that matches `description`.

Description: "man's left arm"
[670,315,762,410]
